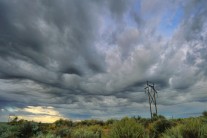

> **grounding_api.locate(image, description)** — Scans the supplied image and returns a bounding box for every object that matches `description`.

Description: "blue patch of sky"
[157,6,183,37]
[173,112,202,118]
[123,0,141,28]
[68,113,92,120]
[133,0,141,13]
[124,14,136,28]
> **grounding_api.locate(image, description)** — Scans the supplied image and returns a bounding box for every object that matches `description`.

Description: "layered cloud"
[0,0,207,122]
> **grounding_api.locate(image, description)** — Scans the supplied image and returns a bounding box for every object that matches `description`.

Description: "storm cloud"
[0,0,207,121]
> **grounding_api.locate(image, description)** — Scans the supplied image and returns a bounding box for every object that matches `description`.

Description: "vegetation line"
[0,111,207,138]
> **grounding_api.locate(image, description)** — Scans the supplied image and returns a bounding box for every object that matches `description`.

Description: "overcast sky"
[0,0,207,122]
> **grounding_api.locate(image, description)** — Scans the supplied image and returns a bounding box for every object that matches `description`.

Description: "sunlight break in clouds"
[21,106,64,123]
[17,115,63,123]
[23,106,60,116]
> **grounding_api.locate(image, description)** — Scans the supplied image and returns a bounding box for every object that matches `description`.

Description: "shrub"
[78,119,104,126]
[54,119,73,127]
[152,114,166,121]
[55,127,72,137]
[161,125,183,138]
[149,119,174,138]
[35,132,60,138]
[109,117,146,138]
[18,121,41,138]
[0,123,21,138]
[181,118,202,138]
[72,127,101,138]
[8,116,19,125]
[163,118,207,138]
[202,111,207,117]
[138,118,152,128]
[200,124,207,138]
[105,119,117,125]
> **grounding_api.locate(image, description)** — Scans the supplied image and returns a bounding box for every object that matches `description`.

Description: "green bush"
[181,118,202,138]
[203,111,207,117]
[0,121,42,138]
[109,117,146,138]
[161,125,183,138]
[17,121,42,138]
[149,119,174,138]
[152,114,166,121]
[0,123,21,138]
[72,127,101,138]
[55,127,72,137]
[162,118,207,138]
[200,124,207,138]
[77,119,104,126]
[54,119,73,127]
[105,119,117,125]
[35,132,60,138]
[138,118,152,128]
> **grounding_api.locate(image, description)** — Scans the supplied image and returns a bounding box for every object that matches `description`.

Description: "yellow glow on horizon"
[18,115,64,123]
[23,106,60,116]
[19,106,65,123]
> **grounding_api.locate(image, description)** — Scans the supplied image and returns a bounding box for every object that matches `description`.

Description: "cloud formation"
[0,0,207,122]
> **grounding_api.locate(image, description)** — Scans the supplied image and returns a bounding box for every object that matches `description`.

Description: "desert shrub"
[54,119,73,127]
[138,118,152,128]
[203,111,207,117]
[35,132,60,138]
[109,117,146,138]
[200,124,207,138]
[0,121,41,138]
[161,125,183,138]
[151,114,166,121]
[105,119,117,125]
[72,127,101,138]
[149,119,174,138]
[37,123,50,134]
[0,123,21,138]
[8,116,19,125]
[77,119,104,126]
[162,118,207,138]
[17,121,41,138]
[181,118,202,138]
[55,127,72,137]
[133,115,142,121]
[179,118,207,138]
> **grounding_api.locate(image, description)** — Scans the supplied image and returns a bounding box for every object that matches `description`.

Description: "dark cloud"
[0,0,105,77]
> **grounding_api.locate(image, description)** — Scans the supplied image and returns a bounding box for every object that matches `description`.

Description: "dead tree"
[145,81,158,119]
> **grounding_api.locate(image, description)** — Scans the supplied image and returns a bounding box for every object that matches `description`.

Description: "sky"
[0,0,207,123]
